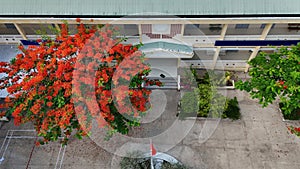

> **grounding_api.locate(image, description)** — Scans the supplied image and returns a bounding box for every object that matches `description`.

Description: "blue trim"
[215,40,300,46]
[235,24,249,29]
[20,40,39,46]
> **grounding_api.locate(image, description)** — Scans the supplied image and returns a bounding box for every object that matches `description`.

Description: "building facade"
[0,0,300,80]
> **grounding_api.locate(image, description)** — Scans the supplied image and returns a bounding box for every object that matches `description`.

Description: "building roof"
[1,0,300,16]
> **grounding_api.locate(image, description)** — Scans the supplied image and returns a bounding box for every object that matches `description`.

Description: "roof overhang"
[1,0,300,16]
[1,17,300,24]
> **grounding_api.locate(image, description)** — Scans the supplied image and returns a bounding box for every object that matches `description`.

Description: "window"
[260,24,275,29]
[235,24,249,29]
[152,24,171,34]
[185,24,200,29]
[124,24,138,29]
[4,24,16,29]
[124,24,139,36]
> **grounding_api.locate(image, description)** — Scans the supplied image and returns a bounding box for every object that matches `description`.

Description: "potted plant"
[202,70,236,89]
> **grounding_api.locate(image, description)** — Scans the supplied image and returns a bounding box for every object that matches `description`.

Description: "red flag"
[150,143,157,156]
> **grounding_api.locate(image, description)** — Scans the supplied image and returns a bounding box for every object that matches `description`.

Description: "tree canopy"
[0,21,161,145]
[236,44,300,116]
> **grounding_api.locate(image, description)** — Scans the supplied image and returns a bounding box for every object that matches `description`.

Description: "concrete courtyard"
[0,89,300,169]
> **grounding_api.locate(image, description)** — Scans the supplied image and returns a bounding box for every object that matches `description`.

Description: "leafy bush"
[198,84,228,118]
[120,151,150,169]
[279,102,300,120]
[197,84,213,117]
[180,90,198,116]
[161,161,190,169]
[180,84,228,118]
[223,97,241,120]
[180,84,241,120]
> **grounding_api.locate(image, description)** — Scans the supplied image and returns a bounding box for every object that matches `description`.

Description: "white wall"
[145,58,178,78]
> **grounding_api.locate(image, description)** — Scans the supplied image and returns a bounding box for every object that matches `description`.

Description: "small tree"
[236,44,300,117]
[0,20,161,145]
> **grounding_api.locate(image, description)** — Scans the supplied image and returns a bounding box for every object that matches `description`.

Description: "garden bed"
[177,87,241,120]
[177,67,240,120]
[178,68,237,90]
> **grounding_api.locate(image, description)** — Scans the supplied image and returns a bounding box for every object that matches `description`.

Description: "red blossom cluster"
[288,126,300,137]
[0,21,161,144]
[277,80,288,90]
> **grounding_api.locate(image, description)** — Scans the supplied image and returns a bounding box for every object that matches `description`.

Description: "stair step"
[146,77,178,83]
[147,77,176,79]
[144,77,178,90]
[145,86,178,89]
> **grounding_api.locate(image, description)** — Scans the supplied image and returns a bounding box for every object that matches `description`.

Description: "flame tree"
[0,20,162,145]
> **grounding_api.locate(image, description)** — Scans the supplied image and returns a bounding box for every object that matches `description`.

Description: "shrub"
[161,161,190,169]
[180,84,242,120]
[197,84,228,118]
[279,102,300,120]
[181,91,199,113]
[223,97,241,120]
[180,84,228,118]
[120,151,150,169]
[197,84,212,117]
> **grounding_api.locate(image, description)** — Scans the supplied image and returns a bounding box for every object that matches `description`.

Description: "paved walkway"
[0,90,300,169]
[171,90,300,169]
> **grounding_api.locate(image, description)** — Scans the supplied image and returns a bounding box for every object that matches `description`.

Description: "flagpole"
[150,139,154,169]
[151,156,154,169]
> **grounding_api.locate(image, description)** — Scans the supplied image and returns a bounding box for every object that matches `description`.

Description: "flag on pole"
[150,142,157,156]
[150,139,157,169]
